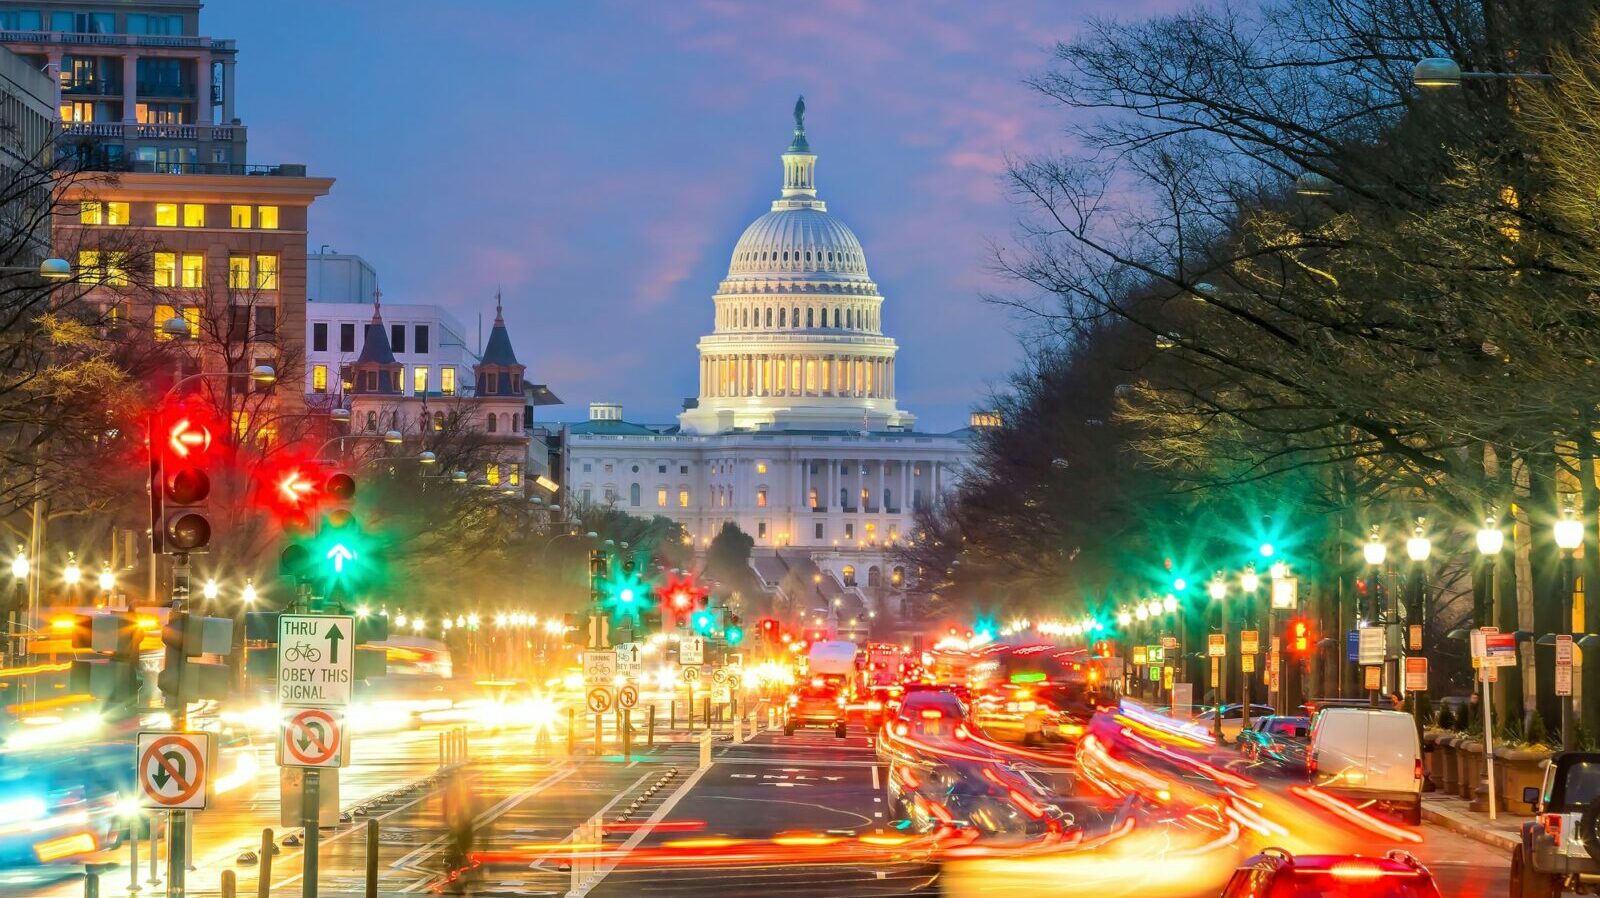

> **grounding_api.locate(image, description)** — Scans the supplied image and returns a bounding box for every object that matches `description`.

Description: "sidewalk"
[1421,793,1521,851]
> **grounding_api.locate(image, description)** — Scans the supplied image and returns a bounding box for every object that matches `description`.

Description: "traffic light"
[726,624,744,645]
[69,612,143,706]
[157,609,234,707]
[658,572,704,630]
[254,456,329,530]
[562,612,580,645]
[758,617,779,643]
[155,407,216,554]
[588,550,608,608]
[600,557,648,625]
[1291,619,1310,653]
[303,470,381,596]
[691,609,714,634]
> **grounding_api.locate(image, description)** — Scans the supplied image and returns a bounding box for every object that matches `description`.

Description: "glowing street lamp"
[1476,515,1505,556]
[1406,519,1432,562]
[97,563,114,593]
[1117,610,1133,627]
[1240,564,1260,594]
[1555,505,1585,553]
[241,579,257,605]
[1363,527,1387,567]
[1209,573,1226,601]
[1162,594,1178,614]
[63,552,81,586]
[203,578,220,601]
[11,547,28,580]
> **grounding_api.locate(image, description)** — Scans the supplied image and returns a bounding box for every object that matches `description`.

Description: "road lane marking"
[870,765,880,790]
[568,761,714,897]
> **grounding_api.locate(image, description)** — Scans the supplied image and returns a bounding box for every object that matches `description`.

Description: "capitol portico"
[562,99,979,614]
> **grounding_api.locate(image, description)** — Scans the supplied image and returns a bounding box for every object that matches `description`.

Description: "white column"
[121,53,138,123]
[221,58,236,122]
[196,53,212,125]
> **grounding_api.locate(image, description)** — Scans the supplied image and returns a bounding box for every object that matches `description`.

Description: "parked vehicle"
[1237,715,1311,775]
[1511,750,1600,898]
[1307,707,1422,824]
[1193,704,1276,744]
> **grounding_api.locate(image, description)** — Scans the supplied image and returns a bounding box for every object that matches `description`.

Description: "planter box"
[1436,736,1460,793]
[1422,730,1449,792]
[1456,738,1484,800]
[1495,747,1553,816]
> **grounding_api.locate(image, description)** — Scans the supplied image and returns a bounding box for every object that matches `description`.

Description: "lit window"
[756,462,768,474]
[258,206,279,229]
[79,201,102,224]
[182,307,200,338]
[413,366,429,394]
[756,488,770,507]
[440,367,456,395]
[678,489,689,507]
[486,464,501,485]
[255,255,278,290]
[154,304,175,340]
[182,204,204,227]
[228,255,250,289]
[657,487,667,507]
[105,251,127,286]
[312,364,327,392]
[808,488,818,509]
[107,202,128,225]
[156,203,177,227]
[230,205,251,228]
[509,465,521,486]
[76,249,98,282]
[154,252,176,287]
[180,254,204,288]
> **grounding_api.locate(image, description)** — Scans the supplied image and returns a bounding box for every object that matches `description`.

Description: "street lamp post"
[5,547,26,670]
[1240,564,1260,734]
[1476,513,1507,726]
[1555,504,1584,750]
[1209,572,1227,740]
[1405,518,1432,712]
[1364,527,1388,707]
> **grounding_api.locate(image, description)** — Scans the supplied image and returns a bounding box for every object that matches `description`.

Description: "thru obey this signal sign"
[281,707,345,768]
[137,732,211,810]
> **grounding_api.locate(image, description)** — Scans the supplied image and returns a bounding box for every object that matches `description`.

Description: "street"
[2,712,1517,898]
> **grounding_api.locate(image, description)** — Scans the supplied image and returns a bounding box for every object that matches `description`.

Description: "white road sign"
[583,650,618,686]
[1357,626,1386,666]
[277,614,355,707]
[280,707,346,769]
[614,642,644,677]
[137,732,211,810]
[680,636,704,665]
[1558,634,1574,697]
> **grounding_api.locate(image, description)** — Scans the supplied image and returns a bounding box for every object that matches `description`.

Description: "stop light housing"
[759,618,779,642]
[304,470,381,596]
[1292,619,1310,653]
[155,407,216,554]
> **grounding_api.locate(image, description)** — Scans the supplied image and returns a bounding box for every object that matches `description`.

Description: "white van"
[1307,708,1422,824]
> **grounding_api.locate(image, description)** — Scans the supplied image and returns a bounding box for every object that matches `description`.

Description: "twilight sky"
[206,0,1170,430]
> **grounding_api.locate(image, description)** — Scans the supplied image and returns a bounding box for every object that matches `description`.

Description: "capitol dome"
[679,96,915,437]
[727,208,870,280]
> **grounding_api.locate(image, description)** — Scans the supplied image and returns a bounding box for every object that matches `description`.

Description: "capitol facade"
[561,100,978,610]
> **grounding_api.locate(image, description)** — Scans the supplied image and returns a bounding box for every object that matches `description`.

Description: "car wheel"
[1514,846,1558,898]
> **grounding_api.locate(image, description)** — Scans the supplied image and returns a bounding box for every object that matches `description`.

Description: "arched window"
[867,566,882,587]
[742,308,748,328]
[833,308,841,327]
[806,308,813,327]
[847,308,853,328]
[782,251,789,261]
[884,488,892,510]
[791,307,799,328]
[433,411,445,431]
[805,251,811,262]
[365,411,377,431]
[512,413,520,431]
[840,487,848,508]
[779,308,786,327]
[842,565,857,587]
[629,483,641,507]
[487,414,497,433]
[766,307,773,327]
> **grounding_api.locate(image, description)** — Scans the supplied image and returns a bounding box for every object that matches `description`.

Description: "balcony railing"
[0,31,235,51]
[61,79,122,96]
[61,122,241,143]
[63,157,306,178]
[135,80,193,98]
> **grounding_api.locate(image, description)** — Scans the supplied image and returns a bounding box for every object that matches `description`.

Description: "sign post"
[1470,628,1506,820]
[276,614,354,898]
[137,733,210,811]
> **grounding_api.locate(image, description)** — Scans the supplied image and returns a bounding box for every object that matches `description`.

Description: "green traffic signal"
[726,625,744,645]
[691,610,713,633]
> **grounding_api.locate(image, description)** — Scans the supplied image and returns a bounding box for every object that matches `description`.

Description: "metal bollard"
[623,708,632,761]
[439,731,446,768]
[84,870,99,898]
[127,813,141,894]
[185,810,196,871]
[257,828,274,898]
[365,819,379,898]
[594,712,603,754]
[670,699,676,730]
[220,870,236,898]
[147,817,161,886]
[648,705,657,746]
[703,697,710,728]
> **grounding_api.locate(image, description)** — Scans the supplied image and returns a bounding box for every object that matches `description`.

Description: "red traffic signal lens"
[276,470,316,506]
[167,512,212,550]
[670,590,691,609]
[166,418,212,458]
[164,468,210,504]
[325,472,356,501]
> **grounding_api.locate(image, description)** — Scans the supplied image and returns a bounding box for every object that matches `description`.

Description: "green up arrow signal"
[326,543,356,573]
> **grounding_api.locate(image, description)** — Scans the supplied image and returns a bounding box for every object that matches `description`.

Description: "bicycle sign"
[583,650,617,687]
[277,614,354,707]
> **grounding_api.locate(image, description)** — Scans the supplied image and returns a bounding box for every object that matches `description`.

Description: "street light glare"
[1555,505,1585,551]
[1477,515,1505,556]
[63,553,81,585]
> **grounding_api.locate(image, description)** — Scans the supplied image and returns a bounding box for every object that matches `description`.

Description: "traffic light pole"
[166,552,190,898]
[303,768,320,898]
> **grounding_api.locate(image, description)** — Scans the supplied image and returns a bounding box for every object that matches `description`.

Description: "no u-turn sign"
[137,732,212,810]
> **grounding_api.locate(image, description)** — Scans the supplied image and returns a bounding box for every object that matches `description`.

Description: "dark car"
[784,683,848,738]
[1513,750,1600,897]
[890,756,1073,839]
[1237,715,1311,774]
[1221,848,1441,898]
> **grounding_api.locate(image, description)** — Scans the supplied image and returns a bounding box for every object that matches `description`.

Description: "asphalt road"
[2,716,1516,898]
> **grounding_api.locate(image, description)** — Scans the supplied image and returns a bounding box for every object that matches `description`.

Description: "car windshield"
[903,693,966,717]
[1267,719,1311,738]
[1563,760,1600,806]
